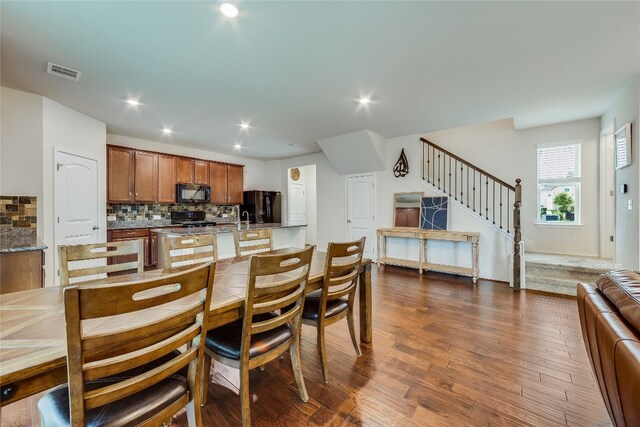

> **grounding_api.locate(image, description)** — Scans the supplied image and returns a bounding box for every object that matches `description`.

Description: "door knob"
[92,226,100,230]
[347,220,351,223]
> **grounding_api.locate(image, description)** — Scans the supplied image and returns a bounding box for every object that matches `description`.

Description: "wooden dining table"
[0,249,372,407]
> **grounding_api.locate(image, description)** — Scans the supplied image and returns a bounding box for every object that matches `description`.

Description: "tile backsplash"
[0,196,37,229]
[107,203,238,222]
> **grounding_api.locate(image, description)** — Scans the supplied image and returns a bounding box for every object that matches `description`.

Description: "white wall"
[0,87,107,287]
[267,117,601,281]
[424,117,601,257]
[265,153,344,252]
[601,77,640,269]
[304,164,317,245]
[0,87,44,234]
[43,98,107,286]
[107,134,267,191]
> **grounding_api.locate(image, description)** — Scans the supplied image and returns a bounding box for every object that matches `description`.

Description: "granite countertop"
[0,229,48,253]
[107,219,173,230]
[152,223,307,235]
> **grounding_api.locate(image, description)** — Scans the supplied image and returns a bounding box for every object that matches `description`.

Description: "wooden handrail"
[420,138,515,191]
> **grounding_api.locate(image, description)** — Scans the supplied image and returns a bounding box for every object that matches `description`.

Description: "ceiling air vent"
[47,62,81,82]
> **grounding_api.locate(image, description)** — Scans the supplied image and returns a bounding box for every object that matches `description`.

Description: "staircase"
[421,138,523,289]
[524,253,615,295]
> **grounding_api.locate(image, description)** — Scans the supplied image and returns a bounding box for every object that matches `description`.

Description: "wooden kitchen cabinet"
[107,145,244,204]
[194,160,209,184]
[157,154,177,203]
[227,164,244,204]
[209,162,228,204]
[150,232,158,266]
[134,151,157,202]
[107,146,134,203]
[209,162,244,204]
[108,229,156,271]
[176,158,194,183]
[0,250,44,294]
[176,158,209,185]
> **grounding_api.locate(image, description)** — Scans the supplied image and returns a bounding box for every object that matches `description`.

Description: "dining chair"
[233,228,273,257]
[301,238,365,383]
[202,246,314,427]
[58,240,144,286]
[37,262,216,427]
[162,234,218,268]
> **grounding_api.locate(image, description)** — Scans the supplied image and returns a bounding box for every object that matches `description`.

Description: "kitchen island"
[153,223,307,265]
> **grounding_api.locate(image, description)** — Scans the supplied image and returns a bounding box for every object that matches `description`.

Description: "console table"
[376,228,480,282]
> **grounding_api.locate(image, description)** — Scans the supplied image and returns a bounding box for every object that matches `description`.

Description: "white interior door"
[54,150,99,284]
[288,182,306,225]
[346,174,375,259]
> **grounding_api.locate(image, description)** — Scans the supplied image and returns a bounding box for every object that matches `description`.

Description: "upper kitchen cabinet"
[209,162,244,204]
[194,160,209,184]
[176,157,193,184]
[176,158,209,184]
[227,164,244,204]
[134,151,157,202]
[157,154,176,203]
[209,162,227,204]
[107,146,134,203]
[107,146,158,203]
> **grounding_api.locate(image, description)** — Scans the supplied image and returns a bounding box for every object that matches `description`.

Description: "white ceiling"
[1,1,638,160]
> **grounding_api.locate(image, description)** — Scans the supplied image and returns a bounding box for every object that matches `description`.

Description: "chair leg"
[200,354,212,406]
[347,308,362,357]
[186,400,202,427]
[317,324,329,383]
[240,365,251,427]
[290,333,309,402]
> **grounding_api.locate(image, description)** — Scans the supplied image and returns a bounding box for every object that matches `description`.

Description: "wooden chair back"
[241,246,314,365]
[234,229,273,257]
[63,262,215,426]
[320,238,366,307]
[59,240,144,286]
[162,234,218,268]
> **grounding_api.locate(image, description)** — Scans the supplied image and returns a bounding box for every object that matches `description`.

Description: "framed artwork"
[421,197,448,230]
[615,123,632,169]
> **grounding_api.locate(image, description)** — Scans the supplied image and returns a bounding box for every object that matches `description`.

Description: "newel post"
[513,178,522,291]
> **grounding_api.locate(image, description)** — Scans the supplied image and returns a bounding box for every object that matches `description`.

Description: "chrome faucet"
[242,211,250,229]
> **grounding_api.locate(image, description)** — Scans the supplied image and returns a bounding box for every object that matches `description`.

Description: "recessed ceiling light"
[220,3,239,18]
[234,143,242,150]
[126,99,141,106]
[162,128,173,135]
[358,97,371,105]
[239,122,250,130]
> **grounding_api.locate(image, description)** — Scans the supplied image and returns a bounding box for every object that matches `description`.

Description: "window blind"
[538,143,581,183]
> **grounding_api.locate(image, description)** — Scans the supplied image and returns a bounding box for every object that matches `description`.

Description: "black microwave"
[176,184,211,203]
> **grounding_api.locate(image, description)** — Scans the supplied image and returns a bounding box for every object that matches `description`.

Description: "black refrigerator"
[241,191,282,224]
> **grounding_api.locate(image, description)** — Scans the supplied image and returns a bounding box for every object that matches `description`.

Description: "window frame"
[536,141,582,226]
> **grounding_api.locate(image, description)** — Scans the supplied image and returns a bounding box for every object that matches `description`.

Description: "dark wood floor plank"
[2,267,612,426]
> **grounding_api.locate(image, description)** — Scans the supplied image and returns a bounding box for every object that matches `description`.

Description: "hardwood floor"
[1,266,612,426]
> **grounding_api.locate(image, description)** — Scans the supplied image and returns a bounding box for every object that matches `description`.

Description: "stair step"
[525,277,580,296]
[523,252,615,296]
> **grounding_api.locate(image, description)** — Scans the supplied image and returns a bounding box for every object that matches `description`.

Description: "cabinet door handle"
[129,192,132,198]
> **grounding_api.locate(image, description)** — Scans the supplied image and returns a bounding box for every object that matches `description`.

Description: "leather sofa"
[577,270,640,427]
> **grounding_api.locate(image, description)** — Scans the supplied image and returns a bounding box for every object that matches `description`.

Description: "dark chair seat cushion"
[302,296,349,321]
[38,351,188,427]
[205,312,292,360]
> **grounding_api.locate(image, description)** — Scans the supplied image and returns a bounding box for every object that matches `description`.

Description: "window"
[537,142,581,224]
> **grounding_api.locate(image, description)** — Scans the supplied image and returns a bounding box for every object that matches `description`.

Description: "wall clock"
[290,167,301,181]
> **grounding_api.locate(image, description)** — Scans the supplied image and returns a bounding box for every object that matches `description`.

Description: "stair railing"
[421,137,523,290]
